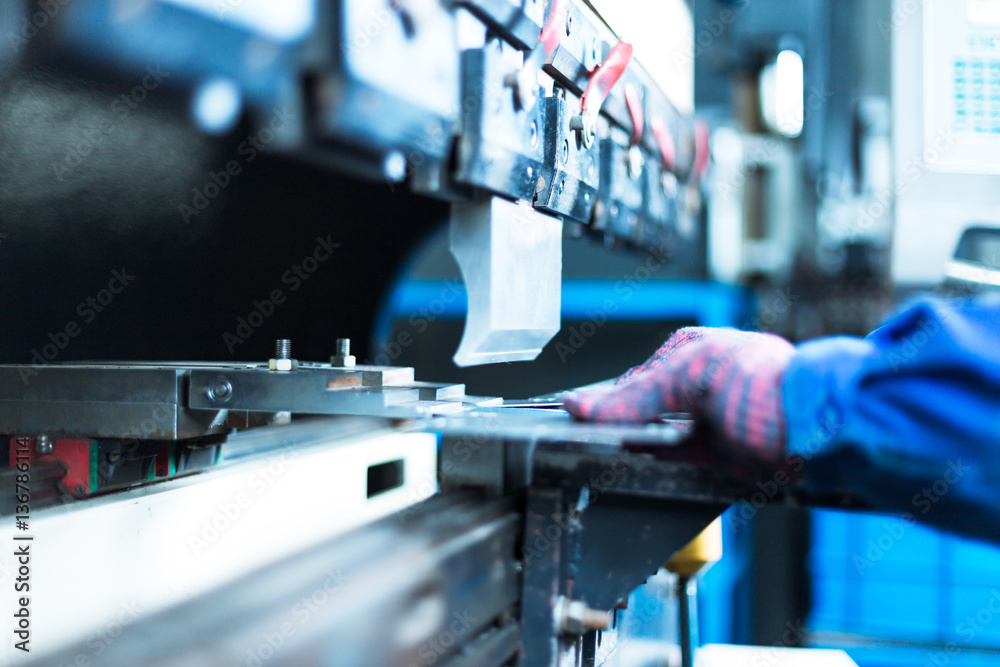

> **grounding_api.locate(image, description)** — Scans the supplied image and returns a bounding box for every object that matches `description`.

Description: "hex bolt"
[35,434,53,455]
[555,596,612,635]
[331,338,356,368]
[269,339,296,371]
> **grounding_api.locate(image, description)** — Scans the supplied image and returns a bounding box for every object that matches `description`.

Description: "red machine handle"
[580,38,633,124]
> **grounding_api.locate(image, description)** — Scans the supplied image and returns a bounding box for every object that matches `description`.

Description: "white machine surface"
[0,421,436,664]
[892,0,1000,285]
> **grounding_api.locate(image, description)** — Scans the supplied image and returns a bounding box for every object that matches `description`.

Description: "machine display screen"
[924,0,1000,172]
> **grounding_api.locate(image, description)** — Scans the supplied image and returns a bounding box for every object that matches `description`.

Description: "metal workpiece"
[449,195,562,366]
[31,494,523,667]
[534,93,600,223]
[0,362,501,441]
[455,42,547,202]
[0,364,228,440]
[189,363,501,418]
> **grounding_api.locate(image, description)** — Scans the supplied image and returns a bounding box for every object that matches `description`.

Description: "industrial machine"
[0,1,863,666]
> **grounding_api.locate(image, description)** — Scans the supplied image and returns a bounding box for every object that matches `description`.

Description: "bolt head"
[35,435,54,455]
[269,358,293,372]
[207,377,233,402]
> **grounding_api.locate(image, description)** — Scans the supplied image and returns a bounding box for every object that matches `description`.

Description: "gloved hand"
[562,327,797,464]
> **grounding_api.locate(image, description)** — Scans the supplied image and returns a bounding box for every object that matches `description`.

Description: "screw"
[331,338,356,368]
[565,12,572,36]
[207,377,233,402]
[36,434,53,455]
[270,339,295,371]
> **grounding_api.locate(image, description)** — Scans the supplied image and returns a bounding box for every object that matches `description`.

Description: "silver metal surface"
[0,364,228,440]
[450,195,563,366]
[0,362,501,439]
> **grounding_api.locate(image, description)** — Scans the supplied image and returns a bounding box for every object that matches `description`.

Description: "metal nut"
[269,358,293,371]
[330,338,356,368]
[555,596,611,635]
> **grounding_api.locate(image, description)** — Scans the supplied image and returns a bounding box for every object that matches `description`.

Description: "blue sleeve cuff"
[783,336,874,464]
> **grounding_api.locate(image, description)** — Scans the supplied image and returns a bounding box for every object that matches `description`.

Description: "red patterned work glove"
[563,327,797,464]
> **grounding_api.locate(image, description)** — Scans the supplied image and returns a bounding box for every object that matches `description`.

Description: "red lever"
[650,115,675,172]
[538,0,567,59]
[580,38,633,123]
[624,83,644,146]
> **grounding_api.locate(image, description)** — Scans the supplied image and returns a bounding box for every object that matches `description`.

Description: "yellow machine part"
[665,517,723,577]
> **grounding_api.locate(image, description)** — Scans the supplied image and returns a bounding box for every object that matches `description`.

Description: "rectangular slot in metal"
[367,459,405,498]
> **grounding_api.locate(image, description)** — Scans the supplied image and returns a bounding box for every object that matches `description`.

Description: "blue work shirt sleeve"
[782,294,1000,542]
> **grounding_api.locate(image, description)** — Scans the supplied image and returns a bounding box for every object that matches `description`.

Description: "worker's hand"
[562,327,796,464]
